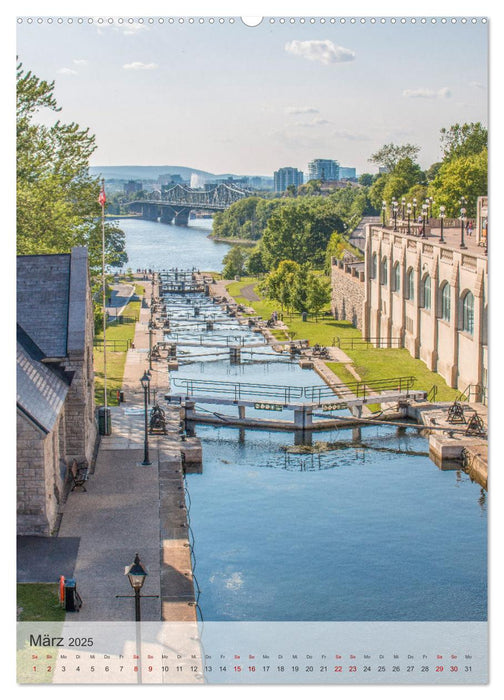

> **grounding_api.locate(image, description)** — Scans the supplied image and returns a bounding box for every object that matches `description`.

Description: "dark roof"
[16,325,70,434]
[17,253,71,358]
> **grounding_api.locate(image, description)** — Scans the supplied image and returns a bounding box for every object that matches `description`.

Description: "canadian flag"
[98,186,106,206]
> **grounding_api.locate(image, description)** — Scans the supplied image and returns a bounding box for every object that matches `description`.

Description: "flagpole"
[100,178,108,410]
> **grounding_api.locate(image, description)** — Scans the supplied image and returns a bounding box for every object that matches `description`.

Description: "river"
[121,218,487,623]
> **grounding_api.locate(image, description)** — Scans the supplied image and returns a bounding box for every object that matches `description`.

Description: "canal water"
[122,219,487,623]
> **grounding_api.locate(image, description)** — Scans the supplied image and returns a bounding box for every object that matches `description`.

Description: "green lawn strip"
[17,583,63,683]
[94,299,142,405]
[227,278,459,403]
[17,584,65,622]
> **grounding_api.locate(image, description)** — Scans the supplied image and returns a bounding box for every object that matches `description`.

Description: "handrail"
[334,336,402,349]
[303,376,416,402]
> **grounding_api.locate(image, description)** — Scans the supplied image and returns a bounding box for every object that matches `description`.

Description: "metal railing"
[172,377,304,402]
[93,339,132,351]
[457,384,486,404]
[304,376,417,402]
[172,376,417,404]
[334,336,402,349]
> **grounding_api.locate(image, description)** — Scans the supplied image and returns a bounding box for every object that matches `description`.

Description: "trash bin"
[64,578,82,612]
[119,391,125,403]
[98,407,112,435]
[302,312,308,322]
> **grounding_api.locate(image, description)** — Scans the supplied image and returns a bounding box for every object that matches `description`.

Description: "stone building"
[17,247,97,535]
[362,216,488,401]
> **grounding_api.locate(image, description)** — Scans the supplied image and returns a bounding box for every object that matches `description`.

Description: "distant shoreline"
[208,235,257,247]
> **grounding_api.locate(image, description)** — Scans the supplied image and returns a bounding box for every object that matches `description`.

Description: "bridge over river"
[129,182,251,224]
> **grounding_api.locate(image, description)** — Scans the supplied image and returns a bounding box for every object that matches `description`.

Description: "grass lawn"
[17,583,65,622]
[94,299,141,405]
[227,277,459,402]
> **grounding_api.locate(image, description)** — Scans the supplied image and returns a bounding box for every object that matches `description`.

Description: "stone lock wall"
[330,258,365,330]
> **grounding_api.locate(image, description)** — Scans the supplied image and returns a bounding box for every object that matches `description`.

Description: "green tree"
[306,273,331,320]
[222,246,248,279]
[440,122,488,161]
[260,260,300,312]
[291,264,311,314]
[246,244,267,275]
[16,62,127,270]
[262,199,344,269]
[428,148,487,217]
[358,173,374,187]
[369,143,420,171]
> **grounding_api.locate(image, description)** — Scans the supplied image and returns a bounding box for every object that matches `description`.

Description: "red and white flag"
[98,185,106,207]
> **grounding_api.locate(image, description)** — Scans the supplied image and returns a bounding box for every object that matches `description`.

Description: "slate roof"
[16,325,70,434]
[17,253,71,358]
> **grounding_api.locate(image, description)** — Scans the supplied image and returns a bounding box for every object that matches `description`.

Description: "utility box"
[98,407,112,435]
[64,579,82,612]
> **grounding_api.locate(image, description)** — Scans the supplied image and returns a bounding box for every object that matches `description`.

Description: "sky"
[15,13,488,177]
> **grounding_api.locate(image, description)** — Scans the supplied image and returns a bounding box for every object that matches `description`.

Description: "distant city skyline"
[16,17,488,176]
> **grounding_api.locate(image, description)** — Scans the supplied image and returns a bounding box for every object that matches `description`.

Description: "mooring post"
[349,403,363,418]
[238,405,246,420]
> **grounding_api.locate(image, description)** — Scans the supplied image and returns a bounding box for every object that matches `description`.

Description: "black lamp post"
[460,207,467,249]
[392,200,398,232]
[421,204,428,237]
[429,197,435,219]
[439,205,446,244]
[382,200,387,227]
[125,553,148,622]
[148,322,153,371]
[412,197,417,220]
[140,371,152,465]
[407,202,412,235]
[401,197,406,220]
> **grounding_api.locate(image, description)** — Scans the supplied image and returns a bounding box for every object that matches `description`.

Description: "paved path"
[57,275,196,622]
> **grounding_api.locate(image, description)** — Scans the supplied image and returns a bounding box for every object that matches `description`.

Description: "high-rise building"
[308,159,340,182]
[339,167,357,180]
[273,167,304,192]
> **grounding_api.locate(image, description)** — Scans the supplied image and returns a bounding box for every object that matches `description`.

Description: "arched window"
[407,268,414,300]
[371,253,377,279]
[381,257,388,285]
[393,262,400,292]
[422,275,431,310]
[462,291,474,334]
[440,282,450,321]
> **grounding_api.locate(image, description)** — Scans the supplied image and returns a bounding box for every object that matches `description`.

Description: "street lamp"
[421,204,428,237]
[382,200,387,227]
[392,200,398,232]
[125,553,148,622]
[439,205,446,243]
[140,371,152,465]
[148,321,153,371]
[401,197,406,220]
[412,197,417,220]
[460,206,467,249]
[406,202,412,235]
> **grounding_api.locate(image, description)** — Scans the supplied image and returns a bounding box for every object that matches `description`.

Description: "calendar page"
[15,6,489,687]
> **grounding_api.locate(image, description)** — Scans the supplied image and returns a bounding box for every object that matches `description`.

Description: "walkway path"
[57,276,197,622]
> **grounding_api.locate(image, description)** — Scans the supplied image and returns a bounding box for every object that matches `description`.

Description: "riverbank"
[208,234,257,246]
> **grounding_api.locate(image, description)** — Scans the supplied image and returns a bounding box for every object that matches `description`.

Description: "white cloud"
[285,39,356,65]
[286,106,319,115]
[294,117,331,128]
[57,67,78,75]
[73,59,88,66]
[333,129,370,142]
[123,62,159,71]
[402,87,452,99]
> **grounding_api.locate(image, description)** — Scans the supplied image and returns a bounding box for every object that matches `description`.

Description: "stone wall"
[17,411,66,536]
[331,258,365,330]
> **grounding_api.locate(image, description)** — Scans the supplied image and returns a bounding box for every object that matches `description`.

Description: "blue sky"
[16,14,488,176]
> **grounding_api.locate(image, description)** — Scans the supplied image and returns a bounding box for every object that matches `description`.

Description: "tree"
[369,143,420,172]
[358,173,374,187]
[246,244,267,275]
[16,62,127,270]
[260,260,300,312]
[306,273,331,320]
[428,148,487,217]
[440,122,488,161]
[291,264,311,314]
[222,246,248,279]
[261,199,344,269]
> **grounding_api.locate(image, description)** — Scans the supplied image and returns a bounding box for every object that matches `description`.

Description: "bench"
[69,460,88,492]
